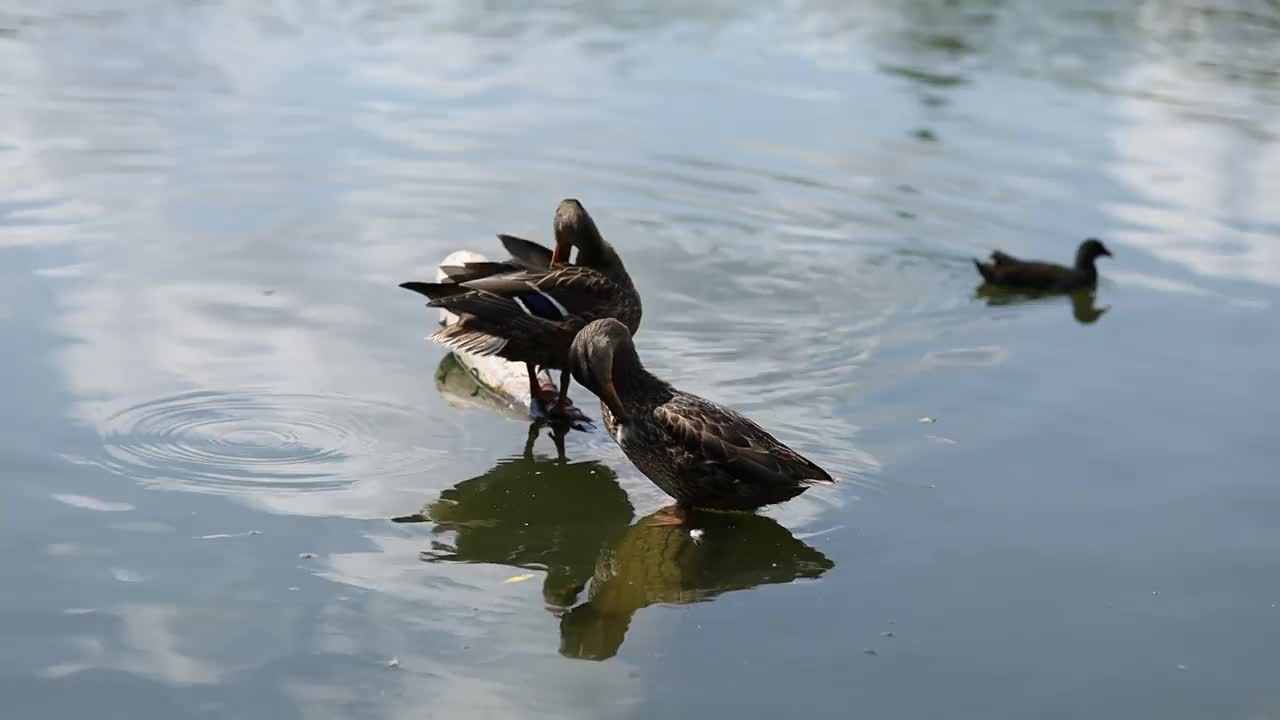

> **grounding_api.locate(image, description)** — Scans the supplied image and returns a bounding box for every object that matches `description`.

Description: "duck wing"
[439,260,524,284]
[401,266,626,327]
[654,394,833,490]
[452,266,625,322]
[435,236,554,284]
[497,234,555,268]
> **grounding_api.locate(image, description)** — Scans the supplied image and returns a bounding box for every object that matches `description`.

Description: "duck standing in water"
[400,200,642,423]
[567,318,833,521]
[973,238,1113,292]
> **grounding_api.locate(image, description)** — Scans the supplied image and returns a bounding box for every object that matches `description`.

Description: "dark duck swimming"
[399,199,642,422]
[568,318,834,522]
[973,238,1112,292]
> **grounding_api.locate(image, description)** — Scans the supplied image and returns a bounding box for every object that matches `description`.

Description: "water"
[2,1,1279,717]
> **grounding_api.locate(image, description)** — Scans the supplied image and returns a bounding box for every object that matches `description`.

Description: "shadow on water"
[434,353,525,420]
[391,446,631,608]
[434,350,592,455]
[395,449,835,660]
[560,510,834,661]
[976,285,1110,325]
[393,441,833,661]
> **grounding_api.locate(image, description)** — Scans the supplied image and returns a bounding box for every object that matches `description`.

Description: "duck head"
[552,198,604,265]
[1075,238,1113,269]
[569,318,635,422]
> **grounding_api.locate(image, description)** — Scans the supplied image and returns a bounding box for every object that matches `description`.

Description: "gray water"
[3,1,1280,718]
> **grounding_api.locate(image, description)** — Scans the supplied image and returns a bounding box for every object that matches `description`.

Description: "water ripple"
[70,390,443,496]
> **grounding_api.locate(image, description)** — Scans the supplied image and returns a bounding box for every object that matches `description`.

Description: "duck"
[399,199,642,422]
[567,318,833,521]
[973,238,1112,292]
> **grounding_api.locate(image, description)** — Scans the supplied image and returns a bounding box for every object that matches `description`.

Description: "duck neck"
[610,348,669,404]
[579,240,632,286]
[1075,257,1098,280]
[1074,246,1100,275]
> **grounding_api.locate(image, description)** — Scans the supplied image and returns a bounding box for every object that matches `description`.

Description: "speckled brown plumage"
[568,319,834,512]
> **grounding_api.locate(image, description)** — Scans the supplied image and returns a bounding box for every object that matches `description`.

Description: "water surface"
[2,1,1279,718]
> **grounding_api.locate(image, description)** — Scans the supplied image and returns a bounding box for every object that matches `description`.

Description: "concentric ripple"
[79,390,447,496]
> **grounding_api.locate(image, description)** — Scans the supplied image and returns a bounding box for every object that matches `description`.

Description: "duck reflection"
[976,286,1109,324]
[392,446,632,608]
[560,510,834,661]
[435,350,591,455]
[396,455,834,659]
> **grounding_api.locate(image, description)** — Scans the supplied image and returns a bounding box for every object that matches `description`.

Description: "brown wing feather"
[654,396,832,487]
[496,234,554,268]
[458,266,623,318]
[430,322,511,356]
[439,261,525,283]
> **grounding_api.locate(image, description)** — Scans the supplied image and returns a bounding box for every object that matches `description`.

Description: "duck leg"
[523,420,568,461]
[548,422,569,460]
[550,367,573,417]
[539,367,592,429]
[522,420,541,458]
[528,364,592,429]
[526,363,558,417]
[526,362,542,404]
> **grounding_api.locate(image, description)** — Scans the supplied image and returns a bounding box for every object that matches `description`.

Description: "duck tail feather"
[498,234,554,268]
[400,281,469,301]
[972,259,995,283]
[430,324,509,356]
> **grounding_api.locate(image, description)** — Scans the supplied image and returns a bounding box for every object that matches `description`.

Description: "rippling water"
[72,390,450,499]
[3,1,1279,718]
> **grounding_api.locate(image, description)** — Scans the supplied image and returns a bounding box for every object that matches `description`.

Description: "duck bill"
[551,241,568,266]
[601,382,626,422]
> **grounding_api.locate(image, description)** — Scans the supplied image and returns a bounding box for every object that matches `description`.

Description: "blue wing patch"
[513,290,566,321]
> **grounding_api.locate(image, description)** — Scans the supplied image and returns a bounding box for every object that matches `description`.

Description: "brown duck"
[568,318,833,520]
[973,238,1112,292]
[399,200,642,421]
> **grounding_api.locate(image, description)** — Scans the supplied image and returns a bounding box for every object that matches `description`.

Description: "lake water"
[3,1,1279,717]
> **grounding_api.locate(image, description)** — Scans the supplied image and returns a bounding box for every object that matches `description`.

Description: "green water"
[2,1,1279,717]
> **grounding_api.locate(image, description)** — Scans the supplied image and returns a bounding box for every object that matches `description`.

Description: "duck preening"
[568,318,833,519]
[973,238,1112,292]
[400,199,642,423]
